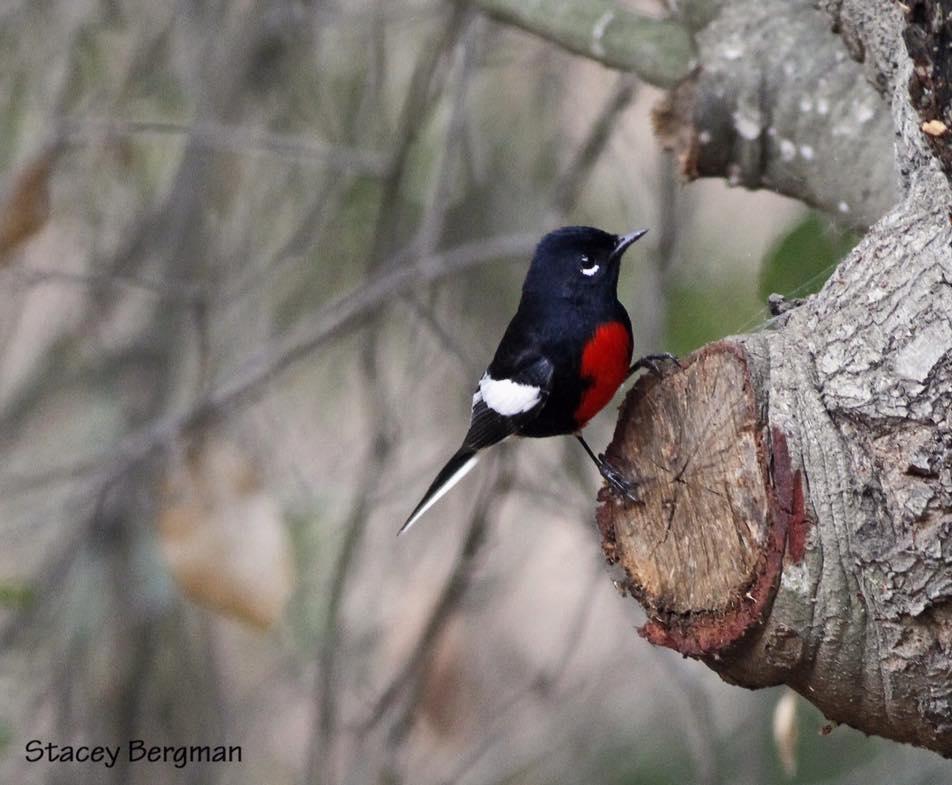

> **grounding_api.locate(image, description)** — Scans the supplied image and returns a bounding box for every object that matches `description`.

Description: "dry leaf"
[0,148,57,258]
[157,437,295,628]
[772,688,799,778]
[922,119,948,137]
[418,618,471,737]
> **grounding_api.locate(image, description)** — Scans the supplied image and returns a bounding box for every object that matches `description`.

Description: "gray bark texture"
[654,0,899,230]
[474,0,952,757]
[596,0,952,757]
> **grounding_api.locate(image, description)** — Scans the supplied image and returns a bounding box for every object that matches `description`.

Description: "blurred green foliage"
[665,212,859,356]
[770,697,887,785]
[759,212,858,302]
[666,275,760,355]
[589,689,921,785]
[0,582,33,609]
[599,733,697,785]
[285,506,326,651]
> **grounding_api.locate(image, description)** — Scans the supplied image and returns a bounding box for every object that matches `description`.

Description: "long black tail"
[399,447,479,535]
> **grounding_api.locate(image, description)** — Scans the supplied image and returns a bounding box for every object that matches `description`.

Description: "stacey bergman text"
[25,740,242,769]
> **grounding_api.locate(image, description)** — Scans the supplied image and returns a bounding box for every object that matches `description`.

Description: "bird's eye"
[580,255,599,277]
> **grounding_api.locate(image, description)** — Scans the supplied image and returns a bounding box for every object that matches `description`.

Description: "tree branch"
[653,0,897,229]
[600,82,952,765]
[477,0,901,227]
[0,232,539,497]
[60,118,390,175]
[470,0,696,88]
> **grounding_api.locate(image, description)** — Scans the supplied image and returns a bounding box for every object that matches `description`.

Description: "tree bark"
[475,0,952,757]
[653,0,898,230]
[472,0,696,88]
[598,0,952,757]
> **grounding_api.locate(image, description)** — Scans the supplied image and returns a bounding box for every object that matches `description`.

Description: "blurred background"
[0,1,948,784]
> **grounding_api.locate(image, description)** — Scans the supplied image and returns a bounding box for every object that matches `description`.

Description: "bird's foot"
[599,458,641,504]
[628,352,681,379]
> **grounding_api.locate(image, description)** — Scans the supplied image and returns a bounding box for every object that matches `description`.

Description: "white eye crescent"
[580,255,599,276]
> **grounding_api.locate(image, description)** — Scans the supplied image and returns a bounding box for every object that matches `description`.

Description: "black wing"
[463,354,554,451]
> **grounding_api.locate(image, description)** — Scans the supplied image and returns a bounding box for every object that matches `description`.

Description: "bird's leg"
[574,434,640,503]
[628,352,681,379]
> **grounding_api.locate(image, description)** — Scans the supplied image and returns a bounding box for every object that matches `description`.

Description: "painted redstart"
[399,225,676,534]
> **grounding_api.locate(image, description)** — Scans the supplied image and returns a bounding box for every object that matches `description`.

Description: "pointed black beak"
[610,229,648,262]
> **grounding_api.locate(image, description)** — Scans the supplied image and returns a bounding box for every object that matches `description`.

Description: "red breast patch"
[574,321,632,427]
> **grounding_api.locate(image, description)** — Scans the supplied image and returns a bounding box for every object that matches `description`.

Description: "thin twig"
[638,150,687,349]
[60,119,390,175]
[548,73,639,219]
[415,15,481,255]
[305,400,394,785]
[537,564,603,689]
[393,17,485,384]
[0,232,538,497]
[366,2,470,270]
[305,10,474,784]
[7,266,204,301]
[218,173,353,308]
[360,459,508,733]
[431,563,606,785]
[401,295,477,371]
[378,463,511,781]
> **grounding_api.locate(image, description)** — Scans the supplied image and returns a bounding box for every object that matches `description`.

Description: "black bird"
[400,225,676,534]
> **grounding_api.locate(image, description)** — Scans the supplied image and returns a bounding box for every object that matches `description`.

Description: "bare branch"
[8,266,204,301]
[653,0,897,229]
[306,11,480,785]
[60,118,390,175]
[359,461,507,735]
[375,464,511,783]
[0,232,539,498]
[305,389,394,785]
[472,0,696,88]
[548,72,639,219]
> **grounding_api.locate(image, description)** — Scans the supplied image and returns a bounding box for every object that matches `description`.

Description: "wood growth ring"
[597,342,791,657]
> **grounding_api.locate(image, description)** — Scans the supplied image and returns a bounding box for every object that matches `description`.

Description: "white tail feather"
[399,454,479,535]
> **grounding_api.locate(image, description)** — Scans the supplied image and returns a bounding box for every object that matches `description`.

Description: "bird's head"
[522,225,648,301]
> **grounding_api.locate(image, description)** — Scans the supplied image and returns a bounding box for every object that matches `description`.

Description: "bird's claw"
[599,458,641,504]
[628,352,681,379]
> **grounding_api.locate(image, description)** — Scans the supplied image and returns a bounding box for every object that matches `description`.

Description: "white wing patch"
[479,374,542,416]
